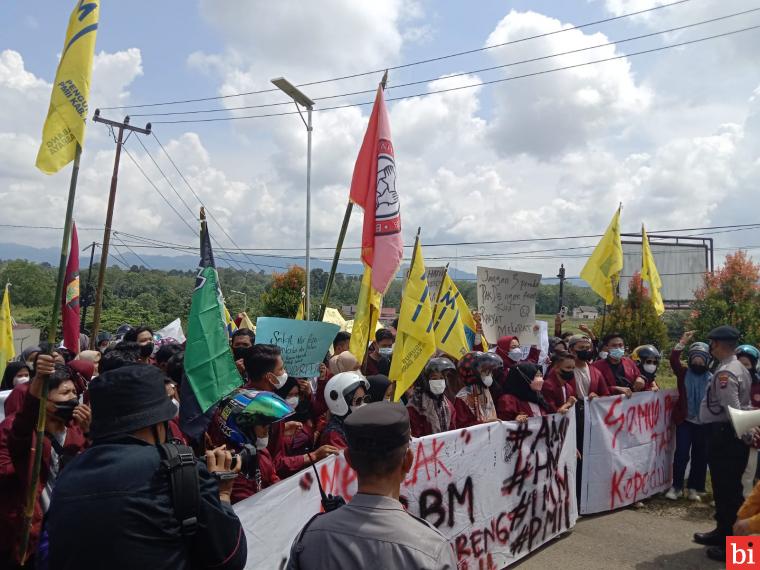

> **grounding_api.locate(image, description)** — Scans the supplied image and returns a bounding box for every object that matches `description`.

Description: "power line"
[150,24,760,124]
[133,7,760,118]
[112,233,154,269]
[102,0,694,111]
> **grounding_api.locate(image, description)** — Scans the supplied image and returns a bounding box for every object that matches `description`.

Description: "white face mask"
[255,437,269,451]
[508,349,523,361]
[598,351,609,360]
[481,374,494,387]
[286,396,300,408]
[643,363,657,374]
[14,374,30,386]
[171,398,180,412]
[429,379,446,396]
[273,372,288,389]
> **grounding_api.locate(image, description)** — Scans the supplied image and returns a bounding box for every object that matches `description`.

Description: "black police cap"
[345,401,410,453]
[707,325,741,342]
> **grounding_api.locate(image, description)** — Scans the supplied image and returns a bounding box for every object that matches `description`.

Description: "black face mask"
[559,370,575,381]
[689,364,708,375]
[232,346,250,361]
[53,398,78,423]
[140,342,155,359]
[575,350,594,362]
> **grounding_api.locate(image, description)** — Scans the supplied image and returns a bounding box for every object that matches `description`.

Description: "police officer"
[287,401,457,569]
[694,325,753,562]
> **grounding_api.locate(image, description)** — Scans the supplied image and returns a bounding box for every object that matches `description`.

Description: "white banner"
[476,267,541,346]
[580,390,677,514]
[235,413,577,569]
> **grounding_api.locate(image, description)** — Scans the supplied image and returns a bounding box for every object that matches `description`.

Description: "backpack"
[157,442,200,536]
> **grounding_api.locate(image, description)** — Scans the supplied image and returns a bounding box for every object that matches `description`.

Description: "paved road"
[512,505,724,570]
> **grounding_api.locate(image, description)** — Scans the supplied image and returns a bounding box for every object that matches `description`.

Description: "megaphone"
[728,406,760,436]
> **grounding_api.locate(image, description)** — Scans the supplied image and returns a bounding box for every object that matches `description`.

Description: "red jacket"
[592,357,640,392]
[0,394,87,560]
[453,396,477,429]
[496,394,550,421]
[541,369,576,410]
[408,399,456,438]
[230,447,279,504]
[318,422,348,449]
[3,382,28,418]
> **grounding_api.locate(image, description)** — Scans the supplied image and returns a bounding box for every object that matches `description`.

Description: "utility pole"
[80,241,97,334]
[557,264,566,312]
[89,111,151,348]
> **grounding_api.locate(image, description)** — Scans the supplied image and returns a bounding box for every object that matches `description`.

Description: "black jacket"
[46,436,247,570]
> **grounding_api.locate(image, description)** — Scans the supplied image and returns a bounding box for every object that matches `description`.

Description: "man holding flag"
[348,76,403,364]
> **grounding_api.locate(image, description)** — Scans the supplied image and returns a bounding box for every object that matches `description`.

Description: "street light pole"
[271,77,314,320]
[230,289,247,313]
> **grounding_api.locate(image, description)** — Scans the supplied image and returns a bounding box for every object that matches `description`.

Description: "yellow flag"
[295,288,306,320]
[322,307,346,330]
[0,284,15,378]
[35,0,100,174]
[239,311,256,331]
[580,206,624,304]
[641,224,665,315]
[389,240,436,401]
[432,271,473,359]
[349,267,381,364]
[224,304,238,337]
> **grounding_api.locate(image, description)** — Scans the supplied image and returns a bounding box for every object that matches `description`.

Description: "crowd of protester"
[1,314,760,568]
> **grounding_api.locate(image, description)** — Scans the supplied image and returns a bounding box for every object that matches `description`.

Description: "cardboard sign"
[254,317,339,378]
[476,267,541,345]
[426,266,447,302]
[235,413,578,569]
[580,390,677,514]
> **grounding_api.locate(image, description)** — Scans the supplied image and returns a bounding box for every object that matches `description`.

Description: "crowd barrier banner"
[580,390,677,514]
[476,267,541,346]
[255,317,340,377]
[235,412,578,569]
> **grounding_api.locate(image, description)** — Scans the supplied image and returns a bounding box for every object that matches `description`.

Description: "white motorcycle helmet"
[325,371,370,417]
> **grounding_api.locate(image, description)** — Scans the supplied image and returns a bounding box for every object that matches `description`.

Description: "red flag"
[62,223,80,354]
[349,85,403,294]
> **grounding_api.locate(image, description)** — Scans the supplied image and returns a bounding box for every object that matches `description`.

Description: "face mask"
[530,377,544,392]
[609,348,625,360]
[273,372,288,389]
[14,374,30,386]
[286,396,300,408]
[139,342,155,359]
[508,349,523,361]
[52,398,78,423]
[575,350,593,362]
[429,379,446,396]
[598,351,609,360]
[689,363,707,374]
[232,347,250,361]
[481,374,494,387]
[643,364,657,374]
[559,370,575,381]
[378,347,393,358]
[255,437,269,451]
[172,398,180,412]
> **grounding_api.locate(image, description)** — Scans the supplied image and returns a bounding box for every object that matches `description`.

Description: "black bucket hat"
[89,364,177,440]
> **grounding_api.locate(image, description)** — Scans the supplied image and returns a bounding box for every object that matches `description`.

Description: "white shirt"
[574,365,591,399]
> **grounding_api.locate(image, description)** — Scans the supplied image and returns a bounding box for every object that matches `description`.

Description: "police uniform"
[286,402,457,570]
[696,326,753,546]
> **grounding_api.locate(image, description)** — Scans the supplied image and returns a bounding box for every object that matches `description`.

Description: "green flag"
[184,213,241,411]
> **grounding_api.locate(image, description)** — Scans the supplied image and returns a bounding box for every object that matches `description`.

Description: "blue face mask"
[609,348,625,360]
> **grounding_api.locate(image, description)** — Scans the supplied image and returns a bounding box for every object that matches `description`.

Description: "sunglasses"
[351,394,372,407]
[643,359,658,365]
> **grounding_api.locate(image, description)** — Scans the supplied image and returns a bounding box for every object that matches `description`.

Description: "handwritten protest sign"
[580,390,677,514]
[254,317,339,378]
[235,413,577,569]
[477,267,541,345]
[426,266,447,301]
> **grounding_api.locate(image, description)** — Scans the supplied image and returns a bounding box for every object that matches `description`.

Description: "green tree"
[593,273,668,350]
[260,266,305,318]
[689,251,760,345]
[0,260,56,307]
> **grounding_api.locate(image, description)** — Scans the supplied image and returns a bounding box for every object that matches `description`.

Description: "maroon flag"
[62,222,80,354]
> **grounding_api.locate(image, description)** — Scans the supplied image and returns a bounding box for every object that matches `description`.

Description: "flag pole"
[18,144,81,564]
[433,262,450,310]
[318,70,389,321]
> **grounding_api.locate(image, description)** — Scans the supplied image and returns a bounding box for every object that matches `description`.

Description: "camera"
[230,444,259,479]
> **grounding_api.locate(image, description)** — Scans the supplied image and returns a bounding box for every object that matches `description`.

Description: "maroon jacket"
[592,357,640,392]
[3,382,29,418]
[230,447,279,504]
[408,398,456,438]
[496,394,550,421]
[453,396,478,429]
[319,426,347,449]
[541,369,576,410]
[0,394,87,560]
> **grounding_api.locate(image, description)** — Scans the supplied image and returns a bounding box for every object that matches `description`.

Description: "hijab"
[408,380,451,434]
[504,363,551,410]
[367,374,391,403]
[329,351,360,375]
[1,362,30,391]
[496,336,520,366]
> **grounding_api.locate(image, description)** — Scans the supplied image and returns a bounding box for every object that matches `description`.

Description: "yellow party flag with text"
[580,206,624,304]
[433,270,473,359]
[390,237,435,400]
[36,0,100,174]
[641,224,665,315]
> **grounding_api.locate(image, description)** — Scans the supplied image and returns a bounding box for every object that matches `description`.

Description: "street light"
[230,289,247,312]
[271,76,314,320]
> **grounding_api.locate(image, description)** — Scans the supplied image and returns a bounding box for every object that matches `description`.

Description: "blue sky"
[1,0,760,282]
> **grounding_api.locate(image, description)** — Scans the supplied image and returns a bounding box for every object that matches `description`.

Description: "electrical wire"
[101,0,694,110]
[150,24,760,125]
[132,7,760,118]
